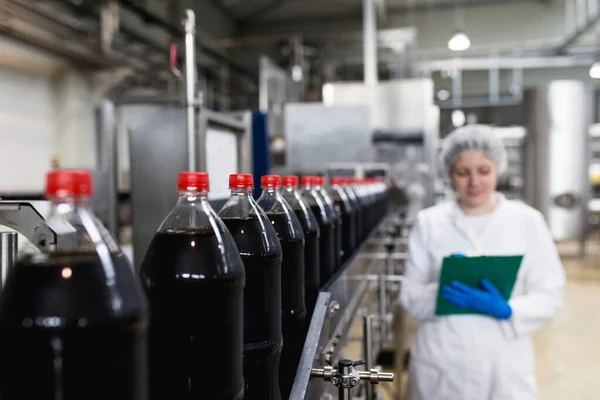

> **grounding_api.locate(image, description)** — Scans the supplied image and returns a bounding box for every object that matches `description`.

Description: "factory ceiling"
[217,0,543,30]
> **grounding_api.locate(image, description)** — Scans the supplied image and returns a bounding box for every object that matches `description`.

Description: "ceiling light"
[452,109,466,127]
[437,89,450,101]
[590,62,600,79]
[291,65,303,82]
[448,31,471,52]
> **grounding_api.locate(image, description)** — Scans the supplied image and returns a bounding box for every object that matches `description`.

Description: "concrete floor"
[343,237,600,399]
[534,238,600,400]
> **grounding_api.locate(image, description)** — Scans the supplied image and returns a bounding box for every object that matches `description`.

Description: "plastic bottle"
[139,172,245,399]
[0,170,149,400]
[302,176,335,286]
[256,175,306,399]
[341,178,362,249]
[281,175,320,321]
[218,174,283,400]
[313,176,342,270]
[330,177,356,262]
[353,178,370,239]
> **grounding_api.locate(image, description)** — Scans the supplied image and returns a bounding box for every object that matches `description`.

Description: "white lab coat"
[400,194,566,400]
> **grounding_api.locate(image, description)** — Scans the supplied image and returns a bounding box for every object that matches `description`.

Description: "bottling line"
[0,10,408,399]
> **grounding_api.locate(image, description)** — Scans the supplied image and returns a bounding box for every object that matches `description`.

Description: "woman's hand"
[441,278,513,320]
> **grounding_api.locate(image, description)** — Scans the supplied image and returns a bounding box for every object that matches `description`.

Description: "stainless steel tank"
[524,80,591,241]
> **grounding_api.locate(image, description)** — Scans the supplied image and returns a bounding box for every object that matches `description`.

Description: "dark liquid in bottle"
[140,228,244,400]
[349,192,363,244]
[267,213,307,399]
[293,208,320,319]
[222,216,283,400]
[0,251,148,400]
[310,206,335,285]
[333,215,343,270]
[335,201,356,263]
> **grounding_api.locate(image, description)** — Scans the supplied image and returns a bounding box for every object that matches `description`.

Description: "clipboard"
[435,255,523,316]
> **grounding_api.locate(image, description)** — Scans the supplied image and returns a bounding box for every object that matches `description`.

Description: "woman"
[400,124,566,400]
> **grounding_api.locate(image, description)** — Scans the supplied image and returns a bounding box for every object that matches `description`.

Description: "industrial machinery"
[524,81,592,254]
[0,200,73,289]
[0,8,413,399]
[288,209,409,399]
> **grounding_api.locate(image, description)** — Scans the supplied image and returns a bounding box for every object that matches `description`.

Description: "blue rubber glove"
[451,253,467,258]
[441,278,512,320]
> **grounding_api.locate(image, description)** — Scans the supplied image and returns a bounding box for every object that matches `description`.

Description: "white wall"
[0,66,55,193]
[53,68,96,170]
[0,35,97,194]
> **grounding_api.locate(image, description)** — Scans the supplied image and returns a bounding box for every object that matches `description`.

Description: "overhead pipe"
[555,0,600,55]
[363,0,378,85]
[184,9,198,172]
[577,0,587,30]
[245,0,539,34]
[117,0,256,81]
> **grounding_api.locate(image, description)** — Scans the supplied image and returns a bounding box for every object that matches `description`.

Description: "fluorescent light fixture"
[589,61,600,79]
[291,65,303,82]
[448,31,471,52]
[452,109,466,127]
[437,89,450,101]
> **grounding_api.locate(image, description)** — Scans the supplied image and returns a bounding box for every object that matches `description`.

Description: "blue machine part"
[252,112,270,199]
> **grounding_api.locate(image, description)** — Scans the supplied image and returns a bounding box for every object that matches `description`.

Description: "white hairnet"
[439,124,508,177]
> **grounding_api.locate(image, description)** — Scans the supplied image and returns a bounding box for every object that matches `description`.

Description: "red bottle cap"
[261,175,281,188]
[73,170,93,196]
[330,177,344,185]
[282,175,299,187]
[315,176,325,186]
[229,173,254,189]
[301,176,315,186]
[178,172,209,191]
[46,170,78,198]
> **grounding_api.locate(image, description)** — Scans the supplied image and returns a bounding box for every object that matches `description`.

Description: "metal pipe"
[489,55,499,104]
[555,9,600,54]
[96,100,119,240]
[589,0,600,35]
[511,67,523,101]
[566,0,576,35]
[184,9,197,172]
[0,232,17,290]
[452,69,462,108]
[117,0,257,80]
[364,315,375,400]
[363,0,378,85]
[338,360,352,400]
[379,258,388,349]
[357,370,394,382]
[416,55,596,72]
[577,0,587,29]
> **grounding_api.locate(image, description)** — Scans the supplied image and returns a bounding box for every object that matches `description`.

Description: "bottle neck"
[283,185,298,194]
[230,187,253,196]
[177,190,209,204]
[261,186,279,194]
[75,195,92,209]
[48,196,76,220]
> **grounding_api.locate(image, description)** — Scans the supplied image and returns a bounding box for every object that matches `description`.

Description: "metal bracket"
[311,359,394,400]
